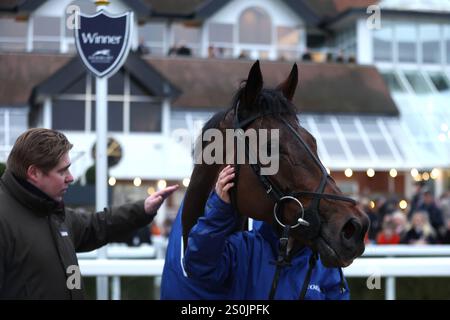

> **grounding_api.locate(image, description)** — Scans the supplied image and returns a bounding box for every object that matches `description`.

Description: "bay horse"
[171,61,369,299]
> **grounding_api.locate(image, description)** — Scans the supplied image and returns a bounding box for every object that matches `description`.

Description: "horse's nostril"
[342,220,356,240]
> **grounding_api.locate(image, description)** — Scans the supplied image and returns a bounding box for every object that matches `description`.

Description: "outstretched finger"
[153,185,179,198]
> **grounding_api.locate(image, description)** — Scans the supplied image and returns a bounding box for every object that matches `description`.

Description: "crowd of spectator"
[362,181,450,245]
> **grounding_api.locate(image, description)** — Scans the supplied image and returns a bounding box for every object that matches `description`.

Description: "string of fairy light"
[105,167,439,211]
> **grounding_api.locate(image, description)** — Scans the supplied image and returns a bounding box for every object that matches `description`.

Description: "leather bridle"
[229,103,354,299]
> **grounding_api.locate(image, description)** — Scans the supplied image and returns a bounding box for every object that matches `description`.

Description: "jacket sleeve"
[183,191,241,285]
[66,200,155,252]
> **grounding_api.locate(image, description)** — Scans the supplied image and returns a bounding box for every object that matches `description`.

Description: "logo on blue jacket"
[75,10,132,78]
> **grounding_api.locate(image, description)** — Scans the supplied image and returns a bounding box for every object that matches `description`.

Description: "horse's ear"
[276,63,298,101]
[242,60,263,108]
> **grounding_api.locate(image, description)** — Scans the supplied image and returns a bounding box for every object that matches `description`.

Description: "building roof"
[302,0,379,20]
[0,0,21,11]
[147,57,399,116]
[0,53,71,105]
[26,51,180,106]
[0,53,398,116]
[140,0,205,16]
[0,0,372,24]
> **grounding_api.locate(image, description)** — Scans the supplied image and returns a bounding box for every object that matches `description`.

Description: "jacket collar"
[1,170,64,217]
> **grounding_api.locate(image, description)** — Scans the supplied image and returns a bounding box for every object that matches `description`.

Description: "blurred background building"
[0,0,450,235]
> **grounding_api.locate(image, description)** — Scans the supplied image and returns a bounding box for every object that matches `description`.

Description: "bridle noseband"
[229,103,354,299]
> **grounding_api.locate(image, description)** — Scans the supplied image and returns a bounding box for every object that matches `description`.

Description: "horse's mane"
[202,83,298,133]
[193,84,298,162]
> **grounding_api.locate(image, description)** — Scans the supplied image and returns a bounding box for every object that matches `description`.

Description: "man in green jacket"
[0,128,178,299]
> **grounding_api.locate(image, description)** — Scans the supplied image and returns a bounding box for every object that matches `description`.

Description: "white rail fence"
[77,245,450,300]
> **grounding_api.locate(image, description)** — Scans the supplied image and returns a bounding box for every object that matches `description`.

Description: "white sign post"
[74,0,133,299]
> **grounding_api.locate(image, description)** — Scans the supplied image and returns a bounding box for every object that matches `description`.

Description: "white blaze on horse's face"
[195,128,280,175]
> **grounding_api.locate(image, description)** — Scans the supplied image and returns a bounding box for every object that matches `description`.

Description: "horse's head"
[226,61,369,268]
[182,61,369,268]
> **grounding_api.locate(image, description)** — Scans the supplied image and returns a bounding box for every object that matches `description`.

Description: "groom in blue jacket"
[161,165,349,300]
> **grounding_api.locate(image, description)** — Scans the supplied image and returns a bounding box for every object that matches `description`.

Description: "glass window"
[277,50,299,61]
[403,71,432,94]
[0,18,27,50]
[108,71,124,95]
[405,114,427,136]
[428,72,450,93]
[277,27,299,46]
[346,137,370,157]
[313,117,335,135]
[34,16,61,37]
[208,23,233,43]
[370,138,394,158]
[130,102,162,132]
[108,102,123,132]
[0,42,26,51]
[173,23,200,45]
[420,24,441,64]
[337,118,358,134]
[52,100,85,131]
[91,101,123,132]
[8,111,28,146]
[170,110,189,131]
[322,137,346,158]
[421,141,437,155]
[396,24,417,63]
[33,41,60,52]
[381,71,406,93]
[362,120,382,135]
[0,112,5,145]
[445,26,450,64]
[373,24,393,61]
[390,135,405,159]
[239,7,271,44]
[0,18,27,37]
[138,23,164,42]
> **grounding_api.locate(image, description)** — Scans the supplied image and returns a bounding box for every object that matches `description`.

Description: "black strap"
[269,225,291,300]
[292,191,356,205]
[268,265,282,300]
[298,253,317,300]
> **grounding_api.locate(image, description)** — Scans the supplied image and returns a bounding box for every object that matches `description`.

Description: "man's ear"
[27,165,42,184]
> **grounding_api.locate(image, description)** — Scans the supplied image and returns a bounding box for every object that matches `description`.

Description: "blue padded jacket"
[161,191,349,300]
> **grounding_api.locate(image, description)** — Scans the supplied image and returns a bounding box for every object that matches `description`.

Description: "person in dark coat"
[417,190,444,235]
[0,128,178,299]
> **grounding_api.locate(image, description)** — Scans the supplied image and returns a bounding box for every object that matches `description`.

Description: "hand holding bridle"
[215,165,235,203]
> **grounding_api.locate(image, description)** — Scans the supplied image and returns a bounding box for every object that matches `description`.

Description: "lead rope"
[298,252,318,300]
[269,224,291,300]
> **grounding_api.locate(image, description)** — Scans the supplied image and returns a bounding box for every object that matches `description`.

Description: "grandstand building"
[1,0,450,215]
